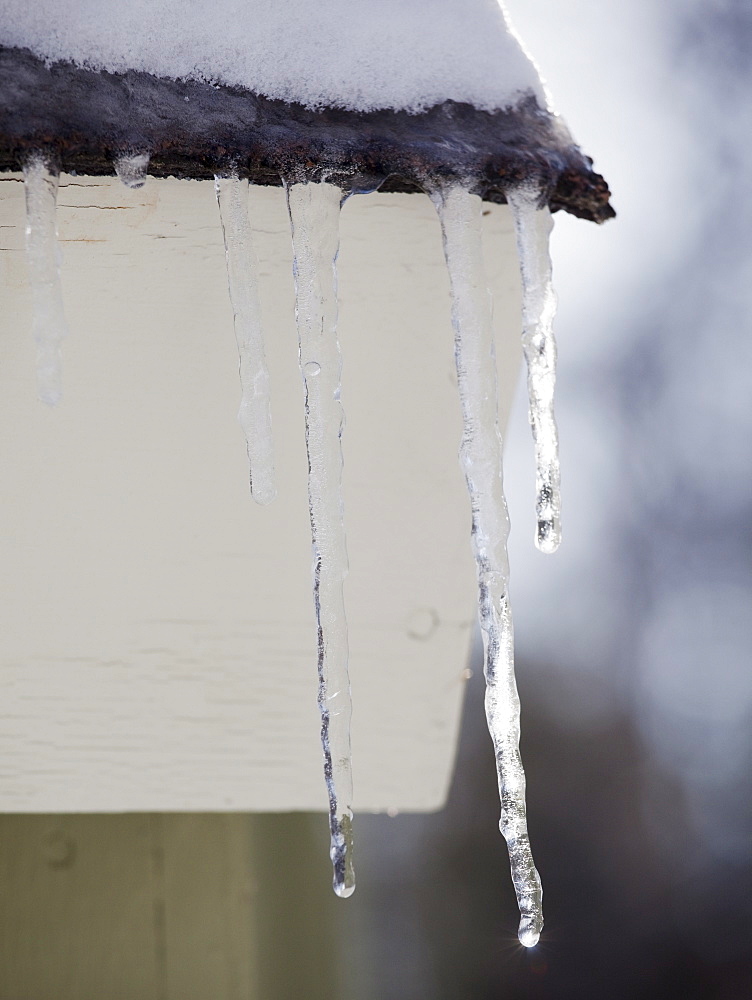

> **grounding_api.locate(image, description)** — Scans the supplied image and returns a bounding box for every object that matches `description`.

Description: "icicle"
[506,183,561,555]
[114,152,150,189]
[23,153,68,407]
[432,183,543,948]
[215,175,276,504]
[286,180,355,898]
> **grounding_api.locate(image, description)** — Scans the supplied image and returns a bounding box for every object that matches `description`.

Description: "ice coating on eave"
[0,0,547,113]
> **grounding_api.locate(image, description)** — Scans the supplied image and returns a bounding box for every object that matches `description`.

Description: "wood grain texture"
[0,177,522,813]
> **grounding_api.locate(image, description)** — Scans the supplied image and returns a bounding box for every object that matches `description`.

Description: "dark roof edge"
[0,46,615,222]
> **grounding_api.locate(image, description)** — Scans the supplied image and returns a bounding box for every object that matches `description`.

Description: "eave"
[0,45,614,222]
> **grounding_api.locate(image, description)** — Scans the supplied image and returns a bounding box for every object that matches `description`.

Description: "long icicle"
[286,180,355,898]
[506,183,561,554]
[23,153,68,406]
[215,174,276,504]
[432,183,543,947]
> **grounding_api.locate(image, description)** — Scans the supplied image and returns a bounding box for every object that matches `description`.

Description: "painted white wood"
[0,175,521,812]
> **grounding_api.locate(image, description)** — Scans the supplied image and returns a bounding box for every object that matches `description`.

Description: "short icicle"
[114,152,150,189]
[432,183,543,947]
[286,180,355,898]
[23,153,69,406]
[215,175,275,504]
[506,183,561,554]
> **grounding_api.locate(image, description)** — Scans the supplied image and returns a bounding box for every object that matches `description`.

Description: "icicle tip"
[333,879,355,900]
[518,921,541,948]
[331,813,355,898]
[536,518,561,555]
[249,477,277,506]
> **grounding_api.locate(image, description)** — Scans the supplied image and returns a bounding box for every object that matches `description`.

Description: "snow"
[432,183,543,947]
[286,181,355,898]
[23,154,68,406]
[0,0,546,113]
[215,175,276,504]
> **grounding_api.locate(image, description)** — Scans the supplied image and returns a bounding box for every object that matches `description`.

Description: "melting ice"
[215,174,276,504]
[114,152,150,189]
[286,180,355,898]
[507,183,561,554]
[432,183,543,947]
[23,153,68,406]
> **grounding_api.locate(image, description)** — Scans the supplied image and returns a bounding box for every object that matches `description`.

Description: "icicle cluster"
[21,156,566,946]
[215,174,276,504]
[431,182,544,947]
[286,180,355,898]
[23,153,69,406]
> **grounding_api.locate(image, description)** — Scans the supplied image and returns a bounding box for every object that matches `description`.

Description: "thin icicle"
[215,175,276,504]
[23,153,68,406]
[506,183,561,554]
[286,180,354,898]
[432,183,543,948]
[114,152,150,189]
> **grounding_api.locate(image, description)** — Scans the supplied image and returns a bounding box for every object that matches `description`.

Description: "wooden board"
[0,812,260,999]
[0,176,522,813]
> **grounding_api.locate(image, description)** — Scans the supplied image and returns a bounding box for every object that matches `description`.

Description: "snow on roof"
[0,0,547,114]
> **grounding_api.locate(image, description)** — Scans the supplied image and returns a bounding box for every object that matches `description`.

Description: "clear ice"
[23,153,69,406]
[286,180,355,898]
[432,183,543,947]
[506,183,561,554]
[215,175,276,504]
[114,152,150,189]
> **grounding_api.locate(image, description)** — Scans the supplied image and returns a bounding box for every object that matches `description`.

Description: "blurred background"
[256,1,752,997]
[1,1,749,997]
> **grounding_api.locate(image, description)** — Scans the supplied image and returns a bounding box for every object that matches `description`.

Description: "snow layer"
[0,0,546,113]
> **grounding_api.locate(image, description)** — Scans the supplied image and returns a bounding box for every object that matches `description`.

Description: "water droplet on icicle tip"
[332,813,355,898]
[22,152,68,407]
[506,182,561,555]
[286,179,355,899]
[518,919,541,949]
[431,182,543,947]
[114,152,150,189]
[215,174,276,505]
